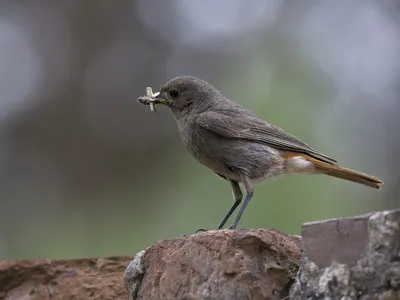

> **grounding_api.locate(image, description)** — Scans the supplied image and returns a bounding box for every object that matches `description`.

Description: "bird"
[137,75,383,230]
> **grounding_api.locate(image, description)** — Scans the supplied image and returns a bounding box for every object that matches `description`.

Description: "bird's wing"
[195,110,337,164]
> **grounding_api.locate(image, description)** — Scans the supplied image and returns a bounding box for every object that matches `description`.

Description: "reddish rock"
[125,229,302,300]
[0,256,132,300]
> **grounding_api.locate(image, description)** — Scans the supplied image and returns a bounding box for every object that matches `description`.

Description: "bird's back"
[179,104,286,183]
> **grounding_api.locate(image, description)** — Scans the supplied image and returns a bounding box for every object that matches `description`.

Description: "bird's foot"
[178,228,208,238]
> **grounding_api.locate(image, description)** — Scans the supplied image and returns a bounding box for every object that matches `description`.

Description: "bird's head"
[146,76,223,117]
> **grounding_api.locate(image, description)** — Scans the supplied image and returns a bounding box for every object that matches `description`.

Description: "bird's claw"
[178,228,208,238]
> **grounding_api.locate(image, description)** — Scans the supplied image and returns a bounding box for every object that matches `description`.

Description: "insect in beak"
[137,87,168,114]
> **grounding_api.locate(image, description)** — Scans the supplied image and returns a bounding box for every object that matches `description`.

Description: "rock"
[0,256,131,300]
[290,209,400,300]
[124,229,302,300]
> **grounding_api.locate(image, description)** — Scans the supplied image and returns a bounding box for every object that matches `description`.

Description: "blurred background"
[0,0,398,259]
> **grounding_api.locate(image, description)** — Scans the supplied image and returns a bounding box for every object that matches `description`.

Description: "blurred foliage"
[0,0,398,259]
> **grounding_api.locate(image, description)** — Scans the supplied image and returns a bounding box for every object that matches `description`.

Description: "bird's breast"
[179,124,286,183]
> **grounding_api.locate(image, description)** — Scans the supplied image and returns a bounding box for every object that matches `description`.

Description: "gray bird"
[138,76,383,230]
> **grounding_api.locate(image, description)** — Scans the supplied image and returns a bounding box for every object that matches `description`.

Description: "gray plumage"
[138,75,382,230]
[156,76,334,180]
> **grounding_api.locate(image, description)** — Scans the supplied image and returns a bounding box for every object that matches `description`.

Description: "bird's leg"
[229,176,254,230]
[217,181,242,229]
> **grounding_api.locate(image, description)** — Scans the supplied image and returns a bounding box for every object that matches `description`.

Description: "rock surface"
[0,256,131,300]
[2,210,398,300]
[290,209,400,299]
[124,229,302,300]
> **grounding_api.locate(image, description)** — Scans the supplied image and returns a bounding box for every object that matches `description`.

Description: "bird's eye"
[169,90,179,98]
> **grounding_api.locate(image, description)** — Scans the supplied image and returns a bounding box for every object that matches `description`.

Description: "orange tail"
[315,160,382,189]
[284,152,383,189]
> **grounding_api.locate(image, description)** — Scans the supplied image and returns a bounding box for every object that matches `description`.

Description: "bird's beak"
[150,92,169,105]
